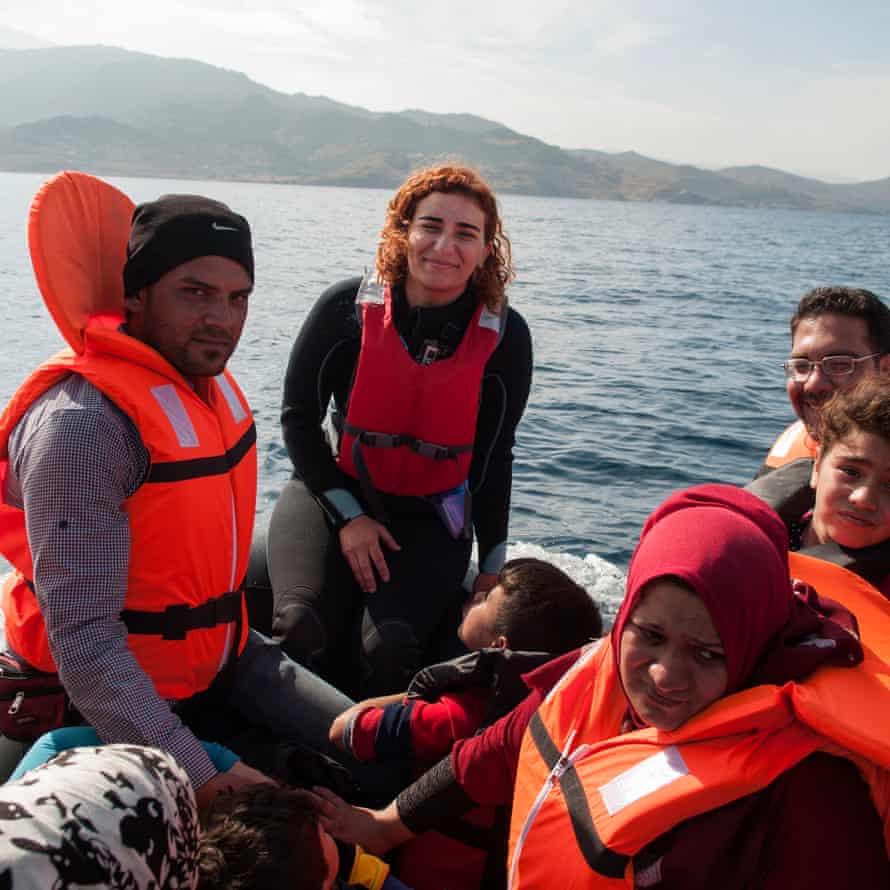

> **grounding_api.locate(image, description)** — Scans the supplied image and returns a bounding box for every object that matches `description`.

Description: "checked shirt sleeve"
[7,378,217,788]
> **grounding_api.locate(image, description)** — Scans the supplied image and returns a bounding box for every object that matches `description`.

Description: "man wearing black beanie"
[0,181,365,811]
[122,195,254,380]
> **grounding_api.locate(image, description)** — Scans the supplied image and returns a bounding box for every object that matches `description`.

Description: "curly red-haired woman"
[268,165,532,698]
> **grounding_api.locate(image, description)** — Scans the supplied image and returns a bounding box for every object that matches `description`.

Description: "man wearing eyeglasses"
[758,286,890,476]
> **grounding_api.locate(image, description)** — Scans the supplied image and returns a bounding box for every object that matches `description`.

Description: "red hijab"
[612,484,862,718]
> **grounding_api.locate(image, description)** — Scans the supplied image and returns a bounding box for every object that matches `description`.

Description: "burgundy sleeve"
[408,691,490,761]
[759,753,890,889]
[450,687,545,807]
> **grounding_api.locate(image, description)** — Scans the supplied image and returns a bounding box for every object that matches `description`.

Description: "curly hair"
[376,163,514,312]
[817,376,890,456]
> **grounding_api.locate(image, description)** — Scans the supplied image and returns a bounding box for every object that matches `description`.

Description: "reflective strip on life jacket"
[0,334,256,698]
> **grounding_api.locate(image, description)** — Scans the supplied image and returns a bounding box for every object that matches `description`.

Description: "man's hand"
[194,760,277,817]
[339,515,401,593]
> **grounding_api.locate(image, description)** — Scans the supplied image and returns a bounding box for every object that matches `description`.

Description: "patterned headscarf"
[0,744,199,890]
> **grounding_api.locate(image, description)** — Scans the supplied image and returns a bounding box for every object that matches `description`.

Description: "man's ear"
[124,288,146,314]
[491,635,509,650]
[879,353,890,374]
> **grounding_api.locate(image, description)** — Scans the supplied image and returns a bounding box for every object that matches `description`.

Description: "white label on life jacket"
[215,373,247,424]
[599,745,689,816]
[150,385,199,448]
[478,306,502,333]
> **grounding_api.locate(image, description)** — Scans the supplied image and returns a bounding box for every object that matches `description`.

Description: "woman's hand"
[339,515,401,593]
[310,787,412,856]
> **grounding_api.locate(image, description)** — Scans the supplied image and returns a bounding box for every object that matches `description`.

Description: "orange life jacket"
[0,320,256,699]
[508,556,890,889]
[336,278,502,499]
[0,171,256,701]
[762,419,818,470]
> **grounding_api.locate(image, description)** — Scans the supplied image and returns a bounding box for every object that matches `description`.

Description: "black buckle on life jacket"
[122,590,242,640]
[412,440,454,461]
[358,431,402,449]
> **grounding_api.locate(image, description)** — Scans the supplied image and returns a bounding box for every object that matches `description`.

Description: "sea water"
[2,170,890,621]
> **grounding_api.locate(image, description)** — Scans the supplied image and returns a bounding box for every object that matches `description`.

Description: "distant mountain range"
[2,44,889,214]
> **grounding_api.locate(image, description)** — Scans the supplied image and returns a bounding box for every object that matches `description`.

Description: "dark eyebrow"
[833,454,872,465]
[789,351,860,359]
[180,275,252,296]
[180,275,219,291]
[416,214,482,234]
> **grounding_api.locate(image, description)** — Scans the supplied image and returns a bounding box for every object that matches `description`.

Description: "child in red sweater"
[329,558,603,890]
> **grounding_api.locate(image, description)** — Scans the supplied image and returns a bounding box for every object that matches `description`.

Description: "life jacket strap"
[122,590,242,640]
[528,711,629,879]
[344,420,474,523]
[343,421,473,461]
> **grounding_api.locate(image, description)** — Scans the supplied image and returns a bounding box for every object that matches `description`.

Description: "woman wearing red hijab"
[313,485,890,889]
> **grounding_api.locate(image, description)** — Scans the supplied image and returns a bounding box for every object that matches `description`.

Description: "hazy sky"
[4,1,890,182]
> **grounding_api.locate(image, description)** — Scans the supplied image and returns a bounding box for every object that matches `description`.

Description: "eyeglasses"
[782,352,883,382]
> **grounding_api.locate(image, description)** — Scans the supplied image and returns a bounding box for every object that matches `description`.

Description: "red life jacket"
[336,281,502,499]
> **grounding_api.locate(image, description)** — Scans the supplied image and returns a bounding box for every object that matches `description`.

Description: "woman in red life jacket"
[267,165,532,698]
[312,485,890,889]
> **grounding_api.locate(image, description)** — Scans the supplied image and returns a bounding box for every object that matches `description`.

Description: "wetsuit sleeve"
[395,756,478,833]
[10,392,218,789]
[470,307,532,573]
[395,688,543,832]
[280,277,366,523]
[393,681,549,834]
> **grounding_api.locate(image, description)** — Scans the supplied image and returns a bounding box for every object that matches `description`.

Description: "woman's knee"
[272,600,328,666]
[359,616,422,695]
[267,480,333,602]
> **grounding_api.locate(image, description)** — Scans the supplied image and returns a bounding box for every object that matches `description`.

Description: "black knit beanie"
[123,195,254,296]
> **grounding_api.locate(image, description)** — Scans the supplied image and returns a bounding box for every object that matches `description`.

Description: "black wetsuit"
[268,277,532,696]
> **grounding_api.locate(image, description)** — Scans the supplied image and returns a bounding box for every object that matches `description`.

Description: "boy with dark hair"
[328,557,602,890]
[198,784,409,890]
[459,556,603,652]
